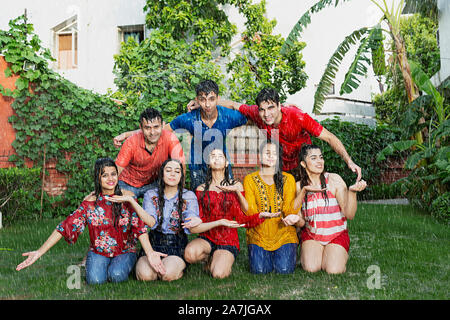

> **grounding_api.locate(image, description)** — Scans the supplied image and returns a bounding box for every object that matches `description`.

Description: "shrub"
[431,192,450,224]
[0,167,64,225]
[311,118,407,200]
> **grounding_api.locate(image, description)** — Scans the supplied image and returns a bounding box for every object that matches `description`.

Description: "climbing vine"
[0,16,130,210]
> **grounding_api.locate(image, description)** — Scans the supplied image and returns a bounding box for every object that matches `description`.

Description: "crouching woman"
[16,158,155,285]
[295,144,367,274]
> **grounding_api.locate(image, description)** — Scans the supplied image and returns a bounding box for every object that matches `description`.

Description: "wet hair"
[260,140,285,197]
[255,88,280,107]
[93,157,124,230]
[157,159,185,233]
[139,107,163,126]
[200,149,236,215]
[196,80,219,97]
[298,144,329,211]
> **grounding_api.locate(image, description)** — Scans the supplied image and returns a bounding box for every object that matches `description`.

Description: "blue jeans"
[248,243,297,274]
[118,180,157,199]
[85,251,137,285]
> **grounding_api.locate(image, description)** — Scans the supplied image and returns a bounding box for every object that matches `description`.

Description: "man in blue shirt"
[113,80,247,190]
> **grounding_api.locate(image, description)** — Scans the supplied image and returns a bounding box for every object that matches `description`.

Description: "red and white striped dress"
[301,173,347,245]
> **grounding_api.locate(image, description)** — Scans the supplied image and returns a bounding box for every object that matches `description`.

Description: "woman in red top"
[184,149,279,278]
[16,158,156,285]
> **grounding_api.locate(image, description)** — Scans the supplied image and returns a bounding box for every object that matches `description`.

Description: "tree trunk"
[389,25,424,144]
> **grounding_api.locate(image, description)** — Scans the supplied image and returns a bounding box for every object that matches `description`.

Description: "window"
[315,82,335,95]
[118,25,145,45]
[53,16,78,70]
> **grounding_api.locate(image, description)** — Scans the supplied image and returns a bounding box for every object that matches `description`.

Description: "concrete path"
[360,199,410,205]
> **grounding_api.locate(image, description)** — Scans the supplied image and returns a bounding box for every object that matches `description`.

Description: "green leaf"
[313,27,369,113]
[409,59,444,123]
[15,77,29,91]
[281,0,351,55]
[376,140,417,162]
[340,27,380,95]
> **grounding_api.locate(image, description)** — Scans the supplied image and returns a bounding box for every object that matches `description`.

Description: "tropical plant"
[226,0,307,103]
[281,0,425,143]
[376,61,449,217]
[373,13,440,126]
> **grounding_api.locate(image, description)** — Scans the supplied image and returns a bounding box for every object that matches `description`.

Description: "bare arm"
[217,98,242,111]
[330,174,367,220]
[113,129,140,148]
[317,127,362,181]
[117,164,124,177]
[189,219,244,234]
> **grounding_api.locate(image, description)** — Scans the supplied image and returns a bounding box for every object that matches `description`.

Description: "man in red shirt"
[213,88,362,181]
[115,108,185,198]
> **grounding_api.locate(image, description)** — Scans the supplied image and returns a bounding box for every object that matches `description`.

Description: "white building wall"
[0,0,147,94]
[1,0,389,118]
[224,0,383,116]
[432,0,450,86]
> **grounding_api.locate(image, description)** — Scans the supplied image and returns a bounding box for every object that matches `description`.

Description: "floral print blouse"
[142,188,200,235]
[56,194,148,258]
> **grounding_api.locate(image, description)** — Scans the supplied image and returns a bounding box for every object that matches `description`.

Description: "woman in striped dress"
[295,144,367,274]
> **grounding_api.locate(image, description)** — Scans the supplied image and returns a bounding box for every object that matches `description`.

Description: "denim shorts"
[198,236,239,259]
[139,230,188,261]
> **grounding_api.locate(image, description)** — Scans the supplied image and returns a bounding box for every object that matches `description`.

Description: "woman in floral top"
[109,159,202,282]
[16,158,155,285]
[184,149,279,279]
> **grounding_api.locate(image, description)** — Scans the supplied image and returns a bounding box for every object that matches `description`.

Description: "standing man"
[115,107,185,198]
[114,80,248,190]
[201,88,362,181]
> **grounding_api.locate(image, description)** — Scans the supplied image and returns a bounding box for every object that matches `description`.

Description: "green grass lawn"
[0,204,448,300]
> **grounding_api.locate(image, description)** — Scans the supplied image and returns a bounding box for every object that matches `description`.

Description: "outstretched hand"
[281,214,302,227]
[104,195,134,203]
[303,185,327,193]
[16,251,41,271]
[216,184,240,193]
[349,179,367,192]
[219,219,245,228]
[259,212,281,219]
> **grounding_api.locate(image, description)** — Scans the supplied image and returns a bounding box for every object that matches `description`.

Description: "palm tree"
[281,0,437,143]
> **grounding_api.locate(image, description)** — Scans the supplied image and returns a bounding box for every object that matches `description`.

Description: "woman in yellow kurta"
[244,141,304,274]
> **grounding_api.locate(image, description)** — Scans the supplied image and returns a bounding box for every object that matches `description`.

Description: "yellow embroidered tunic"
[243,171,299,251]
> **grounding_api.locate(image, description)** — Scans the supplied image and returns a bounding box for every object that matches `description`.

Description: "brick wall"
[0,55,18,169]
[0,55,68,197]
[379,157,411,184]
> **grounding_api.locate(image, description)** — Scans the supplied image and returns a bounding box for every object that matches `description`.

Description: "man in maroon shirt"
[189,88,361,181]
